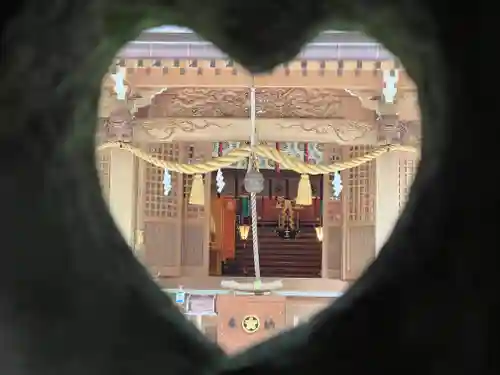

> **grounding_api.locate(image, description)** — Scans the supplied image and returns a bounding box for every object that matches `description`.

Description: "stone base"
[220,279,283,293]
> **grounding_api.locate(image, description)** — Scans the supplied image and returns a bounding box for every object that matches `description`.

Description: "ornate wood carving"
[138,87,377,120]
[377,118,421,146]
[98,80,153,143]
[400,121,422,145]
[131,88,167,114]
[377,115,401,144]
[141,119,232,141]
[147,88,249,118]
[105,102,135,143]
[345,89,420,121]
[276,120,372,142]
[134,118,378,144]
[256,88,342,118]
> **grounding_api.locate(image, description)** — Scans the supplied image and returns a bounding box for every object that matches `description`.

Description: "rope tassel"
[296,174,313,206]
[189,174,205,205]
[296,142,313,206]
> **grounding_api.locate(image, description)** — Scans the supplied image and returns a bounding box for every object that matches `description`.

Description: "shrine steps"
[223,223,322,278]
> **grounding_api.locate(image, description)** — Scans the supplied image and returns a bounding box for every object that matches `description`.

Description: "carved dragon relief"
[141,87,376,119]
[149,88,249,118]
[102,86,419,144]
[276,120,372,143]
[140,119,232,141]
[255,88,343,118]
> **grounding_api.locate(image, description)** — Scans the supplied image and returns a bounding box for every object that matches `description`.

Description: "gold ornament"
[242,315,260,334]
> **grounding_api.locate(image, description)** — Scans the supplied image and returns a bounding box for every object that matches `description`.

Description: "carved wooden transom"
[137,87,377,120]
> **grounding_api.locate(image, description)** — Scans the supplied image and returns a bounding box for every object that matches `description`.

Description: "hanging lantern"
[238,224,250,241]
[315,226,324,242]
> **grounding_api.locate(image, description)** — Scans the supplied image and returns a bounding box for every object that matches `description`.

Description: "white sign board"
[185,294,216,316]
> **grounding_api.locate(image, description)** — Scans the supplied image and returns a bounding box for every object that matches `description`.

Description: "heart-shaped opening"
[96,25,421,355]
[3,0,464,373]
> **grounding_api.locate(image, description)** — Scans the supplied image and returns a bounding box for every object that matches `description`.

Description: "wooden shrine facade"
[96,56,420,284]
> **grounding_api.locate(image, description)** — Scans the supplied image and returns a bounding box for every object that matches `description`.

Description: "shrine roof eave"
[118,41,394,61]
[119,30,395,61]
[138,29,377,44]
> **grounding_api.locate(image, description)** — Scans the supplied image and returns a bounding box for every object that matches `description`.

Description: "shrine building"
[96,27,421,353]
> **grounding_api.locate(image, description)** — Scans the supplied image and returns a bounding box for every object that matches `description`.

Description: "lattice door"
[342,145,376,280]
[139,142,182,276]
[322,143,343,278]
[180,142,212,270]
[96,150,111,203]
[398,152,419,211]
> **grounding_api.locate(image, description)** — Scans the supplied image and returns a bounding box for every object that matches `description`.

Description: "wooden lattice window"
[97,150,110,201]
[398,156,417,210]
[347,145,375,223]
[144,143,179,219]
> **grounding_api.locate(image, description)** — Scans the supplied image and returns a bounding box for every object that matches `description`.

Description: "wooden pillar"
[321,144,342,279]
[108,148,138,247]
[375,152,400,253]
